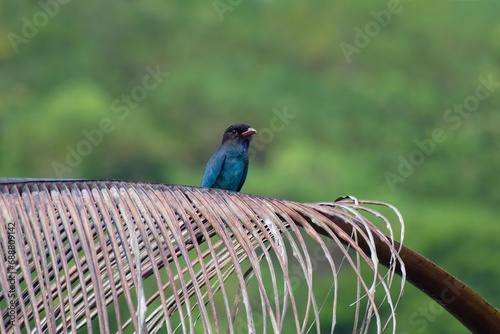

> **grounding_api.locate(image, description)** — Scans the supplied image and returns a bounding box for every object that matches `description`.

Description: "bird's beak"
[241,127,257,137]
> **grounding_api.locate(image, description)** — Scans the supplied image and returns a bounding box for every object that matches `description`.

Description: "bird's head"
[221,123,257,146]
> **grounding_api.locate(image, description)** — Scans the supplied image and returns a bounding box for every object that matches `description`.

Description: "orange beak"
[241,127,257,137]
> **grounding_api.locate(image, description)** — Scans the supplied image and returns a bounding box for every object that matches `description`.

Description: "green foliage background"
[1,0,499,332]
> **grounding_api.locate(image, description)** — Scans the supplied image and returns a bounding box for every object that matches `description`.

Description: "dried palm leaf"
[0,180,498,333]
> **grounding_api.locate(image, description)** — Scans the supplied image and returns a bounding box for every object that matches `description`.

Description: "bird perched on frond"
[201,123,257,192]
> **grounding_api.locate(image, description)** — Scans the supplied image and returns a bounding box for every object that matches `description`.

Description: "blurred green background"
[1,0,500,332]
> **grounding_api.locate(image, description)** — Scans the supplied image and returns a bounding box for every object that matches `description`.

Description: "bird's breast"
[224,145,249,158]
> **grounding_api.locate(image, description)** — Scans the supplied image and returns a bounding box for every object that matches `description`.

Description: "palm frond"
[0,180,497,333]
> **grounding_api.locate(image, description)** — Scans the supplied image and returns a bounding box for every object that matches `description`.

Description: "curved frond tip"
[0,180,405,333]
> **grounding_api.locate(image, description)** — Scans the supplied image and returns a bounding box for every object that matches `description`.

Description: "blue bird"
[201,123,257,191]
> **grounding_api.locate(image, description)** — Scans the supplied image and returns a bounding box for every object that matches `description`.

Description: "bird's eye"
[231,129,237,134]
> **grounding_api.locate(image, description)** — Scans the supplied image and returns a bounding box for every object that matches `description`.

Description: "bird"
[201,123,257,192]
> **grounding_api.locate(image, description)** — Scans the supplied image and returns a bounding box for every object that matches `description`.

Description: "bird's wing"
[235,163,248,192]
[201,146,226,188]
